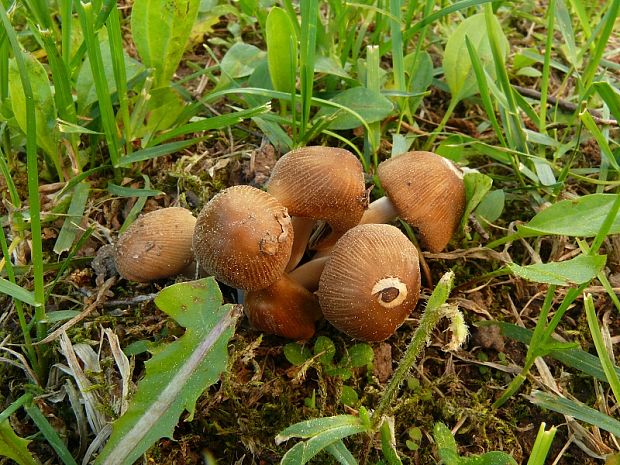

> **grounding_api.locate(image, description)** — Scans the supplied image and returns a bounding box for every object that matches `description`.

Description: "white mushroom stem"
[286,217,316,272]
[288,256,329,292]
[359,196,398,225]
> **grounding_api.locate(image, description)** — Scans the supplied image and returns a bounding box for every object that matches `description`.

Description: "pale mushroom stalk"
[286,217,316,271]
[288,255,329,291]
[359,196,399,225]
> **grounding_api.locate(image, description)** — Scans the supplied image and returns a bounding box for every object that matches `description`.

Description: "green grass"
[0,0,619,463]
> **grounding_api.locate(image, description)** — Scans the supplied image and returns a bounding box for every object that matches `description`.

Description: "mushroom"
[317,223,421,341]
[267,146,368,270]
[114,207,197,282]
[244,274,322,340]
[361,151,465,252]
[192,185,293,291]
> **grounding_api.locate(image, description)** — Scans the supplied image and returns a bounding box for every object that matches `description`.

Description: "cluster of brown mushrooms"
[113,148,466,342]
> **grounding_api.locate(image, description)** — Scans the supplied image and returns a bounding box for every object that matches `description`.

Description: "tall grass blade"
[24,401,78,465]
[75,0,122,170]
[526,423,556,465]
[299,0,318,139]
[53,182,90,255]
[0,4,47,337]
[528,390,620,437]
[584,294,620,404]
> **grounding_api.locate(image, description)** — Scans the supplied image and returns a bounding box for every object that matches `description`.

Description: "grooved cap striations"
[267,146,367,233]
[245,275,322,340]
[318,224,421,341]
[193,185,293,291]
[378,151,465,252]
[114,207,196,282]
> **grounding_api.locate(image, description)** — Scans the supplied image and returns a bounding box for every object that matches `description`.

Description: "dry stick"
[513,85,618,126]
[36,277,116,345]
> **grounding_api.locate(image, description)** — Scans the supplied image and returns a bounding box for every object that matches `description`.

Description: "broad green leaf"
[266,7,297,94]
[280,424,367,465]
[517,194,620,237]
[433,422,458,455]
[314,336,336,365]
[461,171,493,231]
[443,13,509,100]
[283,342,313,366]
[314,56,350,79]
[406,50,433,113]
[75,33,144,112]
[339,386,359,407]
[0,420,39,465]
[508,254,606,286]
[53,182,90,254]
[220,43,266,79]
[133,86,187,140]
[94,278,240,465]
[325,440,357,465]
[475,189,505,223]
[276,415,363,442]
[8,55,57,156]
[0,278,40,306]
[528,390,620,437]
[315,87,393,130]
[345,343,374,368]
[593,81,620,123]
[461,451,517,465]
[131,0,200,87]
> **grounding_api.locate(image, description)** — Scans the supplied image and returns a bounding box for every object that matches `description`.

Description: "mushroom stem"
[359,196,398,225]
[288,256,329,292]
[285,217,315,272]
[244,273,322,340]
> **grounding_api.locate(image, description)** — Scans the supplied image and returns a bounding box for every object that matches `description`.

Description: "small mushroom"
[361,151,465,252]
[192,185,293,291]
[244,274,322,340]
[267,146,367,270]
[114,207,196,282]
[318,224,421,341]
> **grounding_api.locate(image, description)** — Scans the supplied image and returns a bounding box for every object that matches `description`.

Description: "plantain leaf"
[518,194,620,237]
[508,254,606,286]
[266,7,297,94]
[131,0,201,87]
[0,420,39,465]
[8,55,57,157]
[94,278,241,465]
[315,87,393,130]
[443,13,508,101]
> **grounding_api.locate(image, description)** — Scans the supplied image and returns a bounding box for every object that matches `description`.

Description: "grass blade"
[53,182,90,254]
[528,390,620,437]
[584,294,620,404]
[24,402,78,465]
[526,423,557,465]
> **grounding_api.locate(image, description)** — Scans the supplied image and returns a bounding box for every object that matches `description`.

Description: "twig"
[36,277,116,345]
[513,85,618,126]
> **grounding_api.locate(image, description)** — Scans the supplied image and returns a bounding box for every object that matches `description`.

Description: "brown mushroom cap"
[267,146,368,233]
[114,207,196,282]
[377,150,465,252]
[318,224,421,341]
[244,275,322,340]
[193,185,293,291]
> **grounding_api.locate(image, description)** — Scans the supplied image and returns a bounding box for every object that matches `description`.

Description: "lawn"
[0,0,619,464]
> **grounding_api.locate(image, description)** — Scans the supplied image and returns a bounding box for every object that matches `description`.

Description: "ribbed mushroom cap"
[114,207,196,282]
[318,224,421,341]
[245,275,322,340]
[377,151,465,252]
[193,185,293,291]
[267,146,367,233]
